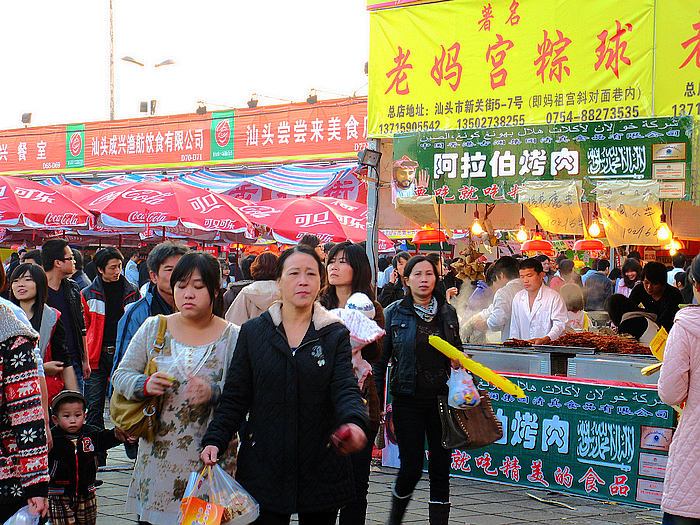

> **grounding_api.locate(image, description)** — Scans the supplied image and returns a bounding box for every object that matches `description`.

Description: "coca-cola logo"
[121,190,175,205]
[69,132,82,157]
[215,119,230,147]
[239,205,279,220]
[203,218,240,230]
[45,213,81,226]
[127,211,169,223]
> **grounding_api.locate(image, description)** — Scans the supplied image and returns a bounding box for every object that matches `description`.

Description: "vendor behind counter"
[605,293,660,344]
[627,261,683,332]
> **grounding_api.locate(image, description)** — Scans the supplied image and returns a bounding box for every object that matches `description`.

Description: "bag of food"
[446,368,481,409]
[209,464,259,525]
[178,468,225,525]
[4,506,40,525]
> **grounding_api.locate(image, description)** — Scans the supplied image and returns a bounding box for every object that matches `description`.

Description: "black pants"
[663,514,700,525]
[85,349,114,465]
[0,500,25,523]
[392,399,451,503]
[338,427,378,525]
[253,509,338,525]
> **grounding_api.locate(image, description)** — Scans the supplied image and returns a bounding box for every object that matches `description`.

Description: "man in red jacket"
[82,247,139,465]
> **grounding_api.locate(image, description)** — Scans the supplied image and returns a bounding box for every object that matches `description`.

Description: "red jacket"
[82,276,139,369]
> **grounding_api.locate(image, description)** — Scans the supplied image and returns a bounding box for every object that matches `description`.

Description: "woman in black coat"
[373,255,463,525]
[202,245,368,525]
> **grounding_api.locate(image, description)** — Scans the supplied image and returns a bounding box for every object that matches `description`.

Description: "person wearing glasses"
[43,239,91,393]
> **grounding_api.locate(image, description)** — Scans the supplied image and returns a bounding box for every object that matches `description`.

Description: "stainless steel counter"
[567,353,659,385]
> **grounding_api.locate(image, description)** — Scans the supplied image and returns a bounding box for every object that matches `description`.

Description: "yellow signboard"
[369,0,655,137]
[366,0,450,11]
[654,1,700,118]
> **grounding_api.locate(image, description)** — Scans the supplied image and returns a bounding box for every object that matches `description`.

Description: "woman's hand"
[331,423,367,455]
[27,496,47,517]
[446,287,458,303]
[43,360,64,377]
[201,445,220,465]
[145,372,174,396]
[185,377,212,406]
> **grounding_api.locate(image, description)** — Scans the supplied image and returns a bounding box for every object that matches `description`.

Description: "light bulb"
[471,219,484,235]
[588,221,600,237]
[516,227,528,242]
[657,222,671,241]
[669,246,678,256]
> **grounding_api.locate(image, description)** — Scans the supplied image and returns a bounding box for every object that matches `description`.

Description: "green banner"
[443,375,674,508]
[211,110,235,160]
[391,116,693,203]
[65,124,85,169]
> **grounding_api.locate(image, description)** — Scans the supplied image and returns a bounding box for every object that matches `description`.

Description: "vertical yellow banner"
[518,181,585,235]
[597,181,662,247]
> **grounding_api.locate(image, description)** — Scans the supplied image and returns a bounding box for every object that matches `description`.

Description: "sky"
[0,1,370,130]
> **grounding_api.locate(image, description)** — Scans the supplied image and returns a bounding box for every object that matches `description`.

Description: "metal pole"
[365,138,380,290]
[109,0,115,121]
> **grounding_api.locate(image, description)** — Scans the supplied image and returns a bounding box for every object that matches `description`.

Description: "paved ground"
[96,447,664,525]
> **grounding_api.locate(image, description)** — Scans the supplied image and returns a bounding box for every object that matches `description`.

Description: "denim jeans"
[72,361,84,393]
[663,513,700,525]
[85,349,114,429]
[392,399,451,503]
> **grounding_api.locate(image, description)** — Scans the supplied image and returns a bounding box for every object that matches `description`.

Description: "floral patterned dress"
[111,316,239,525]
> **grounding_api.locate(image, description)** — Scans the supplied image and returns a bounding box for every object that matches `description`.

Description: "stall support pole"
[365,138,380,290]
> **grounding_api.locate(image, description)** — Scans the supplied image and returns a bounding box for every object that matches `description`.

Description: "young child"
[48,391,130,525]
[559,283,590,332]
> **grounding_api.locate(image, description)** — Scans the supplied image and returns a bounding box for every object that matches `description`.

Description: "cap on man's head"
[51,390,86,413]
[392,155,419,169]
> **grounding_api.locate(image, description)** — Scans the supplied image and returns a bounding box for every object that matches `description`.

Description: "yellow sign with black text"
[369,0,655,137]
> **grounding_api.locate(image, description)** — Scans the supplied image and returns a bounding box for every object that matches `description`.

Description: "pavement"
[95,447,664,525]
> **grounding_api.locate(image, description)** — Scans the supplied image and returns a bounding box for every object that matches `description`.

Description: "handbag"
[110,315,168,441]
[437,389,503,450]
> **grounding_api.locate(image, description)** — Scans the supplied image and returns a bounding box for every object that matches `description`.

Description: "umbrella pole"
[118,234,122,250]
[162,227,166,242]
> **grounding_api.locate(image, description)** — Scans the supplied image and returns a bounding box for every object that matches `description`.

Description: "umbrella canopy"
[0,176,94,229]
[81,181,253,233]
[48,183,100,203]
[230,196,394,251]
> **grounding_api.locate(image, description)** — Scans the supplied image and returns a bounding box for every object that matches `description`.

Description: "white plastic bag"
[447,368,480,409]
[3,505,40,525]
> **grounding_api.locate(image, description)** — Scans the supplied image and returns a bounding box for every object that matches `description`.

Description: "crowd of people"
[1,240,699,525]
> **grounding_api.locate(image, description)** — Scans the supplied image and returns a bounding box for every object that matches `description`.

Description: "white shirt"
[667,267,684,286]
[479,278,524,342]
[510,285,567,341]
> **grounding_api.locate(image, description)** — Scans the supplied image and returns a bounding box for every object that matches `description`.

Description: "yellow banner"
[369,0,655,137]
[518,181,585,235]
[367,0,451,11]
[654,0,700,118]
[597,181,662,247]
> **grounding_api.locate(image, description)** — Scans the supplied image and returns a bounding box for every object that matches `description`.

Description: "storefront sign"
[383,373,675,509]
[0,99,367,176]
[391,116,692,203]
[369,0,655,136]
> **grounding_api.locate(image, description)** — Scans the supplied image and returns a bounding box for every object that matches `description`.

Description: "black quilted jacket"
[202,302,368,515]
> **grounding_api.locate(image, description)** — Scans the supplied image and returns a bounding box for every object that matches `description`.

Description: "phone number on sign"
[378,120,442,134]
[546,106,640,123]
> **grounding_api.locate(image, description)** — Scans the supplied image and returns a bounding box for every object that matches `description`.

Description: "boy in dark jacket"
[48,391,130,525]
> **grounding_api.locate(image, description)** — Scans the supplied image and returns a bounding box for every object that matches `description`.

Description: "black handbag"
[437,389,503,450]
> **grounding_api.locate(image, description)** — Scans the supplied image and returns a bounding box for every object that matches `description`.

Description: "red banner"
[0,126,66,173]
[233,99,368,162]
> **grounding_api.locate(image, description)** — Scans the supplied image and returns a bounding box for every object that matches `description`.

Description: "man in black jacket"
[379,251,410,308]
[43,239,91,392]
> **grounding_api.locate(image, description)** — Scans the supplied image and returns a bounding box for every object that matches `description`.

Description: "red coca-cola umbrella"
[0,176,94,229]
[48,183,100,203]
[80,181,253,233]
[227,196,394,250]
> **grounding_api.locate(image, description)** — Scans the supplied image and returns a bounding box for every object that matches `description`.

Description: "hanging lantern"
[657,213,672,241]
[521,225,554,252]
[412,227,448,245]
[516,217,528,242]
[573,238,606,251]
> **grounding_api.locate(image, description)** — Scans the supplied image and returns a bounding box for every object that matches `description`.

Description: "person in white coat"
[658,255,700,525]
[510,258,567,344]
[471,256,524,342]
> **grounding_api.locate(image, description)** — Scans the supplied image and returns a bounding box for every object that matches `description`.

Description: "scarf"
[413,296,438,322]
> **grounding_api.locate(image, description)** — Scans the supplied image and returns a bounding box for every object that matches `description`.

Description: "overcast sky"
[0,1,369,130]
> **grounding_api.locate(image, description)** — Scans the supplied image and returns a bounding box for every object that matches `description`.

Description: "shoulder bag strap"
[153,314,168,355]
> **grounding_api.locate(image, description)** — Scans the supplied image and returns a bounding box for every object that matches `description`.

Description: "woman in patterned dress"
[112,252,239,525]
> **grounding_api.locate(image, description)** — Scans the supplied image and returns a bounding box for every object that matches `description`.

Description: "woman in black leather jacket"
[373,255,463,525]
